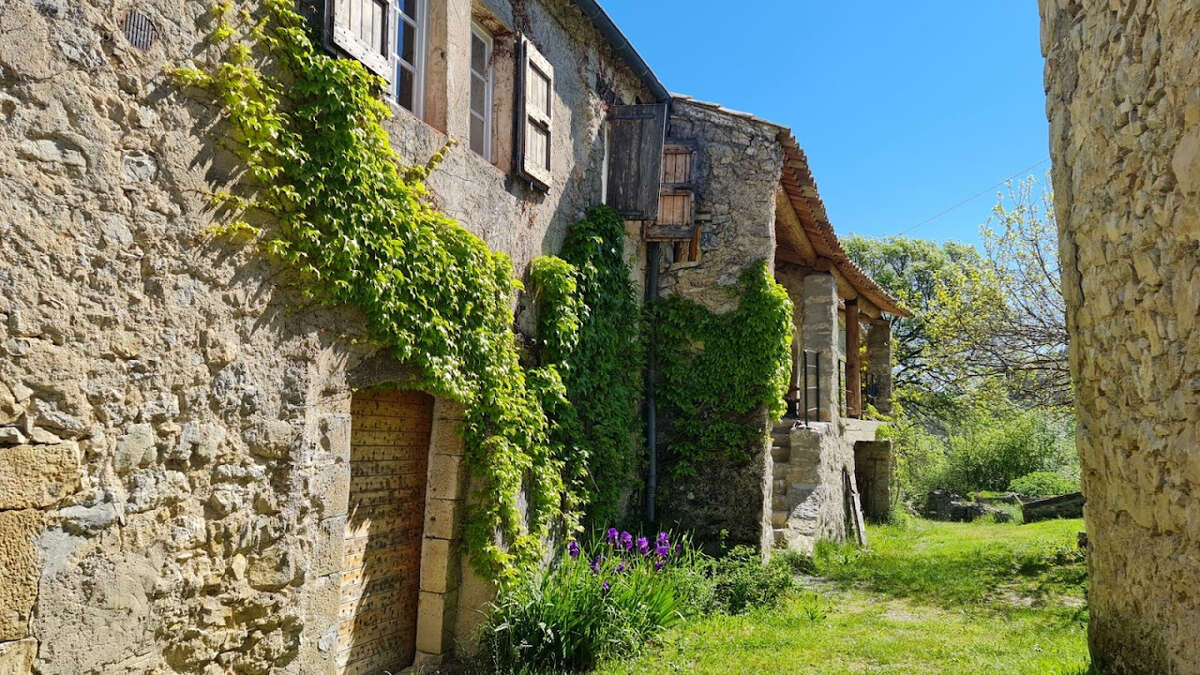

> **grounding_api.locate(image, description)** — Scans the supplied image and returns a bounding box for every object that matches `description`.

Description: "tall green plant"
[653,262,793,474]
[544,207,645,528]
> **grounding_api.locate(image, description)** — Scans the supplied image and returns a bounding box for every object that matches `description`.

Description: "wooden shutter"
[328,0,392,82]
[645,144,697,242]
[518,37,554,188]
[605,104,667,220]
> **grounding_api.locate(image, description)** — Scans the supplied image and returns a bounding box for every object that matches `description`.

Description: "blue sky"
[600,2,1049,247]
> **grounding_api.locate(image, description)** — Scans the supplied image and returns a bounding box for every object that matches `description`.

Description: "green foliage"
[480,532,796,673]
[175,1,579,583]
[705,545,795,615]
[653,262,793,473]
[843,235,984,399]
[533,207,645,529]
[939,400,1074,495]
[1009,471,1079,497]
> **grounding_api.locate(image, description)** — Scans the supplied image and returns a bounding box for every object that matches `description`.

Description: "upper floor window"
[328,0,426,116]
[519,37,554,187]
[469,24,493,159]
[394,0,425,114]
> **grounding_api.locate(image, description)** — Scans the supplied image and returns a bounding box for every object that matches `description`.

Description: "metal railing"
[837,357,847,418]
[864,372,881,410]
[785,350,823,426]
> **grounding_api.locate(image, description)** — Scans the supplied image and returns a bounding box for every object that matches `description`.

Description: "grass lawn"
[599,518,1090,674]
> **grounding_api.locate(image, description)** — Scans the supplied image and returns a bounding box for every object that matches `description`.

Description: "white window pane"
[470,74,486,115]
[470,114,486,155]
[397,20,415,64]
[396,64,414,110]
[471,34,486,74]
[401,0,416,20]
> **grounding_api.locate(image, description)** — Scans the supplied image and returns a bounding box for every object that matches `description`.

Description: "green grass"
[598,518,1090,674]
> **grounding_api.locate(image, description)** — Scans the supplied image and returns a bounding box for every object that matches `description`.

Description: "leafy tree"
[927,177,1071,407]
[843,235,983,413]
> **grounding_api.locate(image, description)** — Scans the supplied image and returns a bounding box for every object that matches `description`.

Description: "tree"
[927,176,1071,407]
[843,236,983,399]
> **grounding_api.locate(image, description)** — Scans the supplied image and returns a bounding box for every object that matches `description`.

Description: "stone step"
[770,430,791,445]
[773,528,788,547]
[773,479,788,493]
[770,444,791,463]
[772,493,789,510]
[772,419,797,434]
[771,510,789,527]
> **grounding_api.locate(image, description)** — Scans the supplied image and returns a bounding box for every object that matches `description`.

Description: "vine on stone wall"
[653,261,793,476]
[175,0,577,584]
[531,207,645,529]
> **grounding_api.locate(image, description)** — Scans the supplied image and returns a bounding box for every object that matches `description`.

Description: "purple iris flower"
[675,542,683,553]
[620,531,633,550]
[606,528,619,545]
[654,559,664,571]
[637,536,650,555]
[602,580,611,596]
[657,532,670,545]
[655,543,670,558]
[568,540,580,559]
[615,561,626,574]
[589,557,601,574]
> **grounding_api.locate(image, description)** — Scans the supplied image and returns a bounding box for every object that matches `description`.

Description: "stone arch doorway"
[338,388,434,674]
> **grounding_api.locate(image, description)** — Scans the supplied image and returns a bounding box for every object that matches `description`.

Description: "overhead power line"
[896,158,1051,236]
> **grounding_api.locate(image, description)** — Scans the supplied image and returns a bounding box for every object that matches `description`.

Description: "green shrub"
[706,546,796,614]
[1009,471,1079,497]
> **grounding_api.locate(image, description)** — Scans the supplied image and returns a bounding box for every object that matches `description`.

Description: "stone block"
[426,453,463,502]
[0,443,81,510]
[0,638,37,675]
[419,537,459,594]
[114,424,155,475]
[422,498,461,541]
[0,510,41,641]
[415,591,453,656]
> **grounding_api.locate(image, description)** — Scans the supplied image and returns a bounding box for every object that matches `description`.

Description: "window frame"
[518,36,554,188]
[468,22,494,161]
[390,0,427,117]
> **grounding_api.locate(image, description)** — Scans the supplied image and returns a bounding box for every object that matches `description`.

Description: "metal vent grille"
[122,10,155,51]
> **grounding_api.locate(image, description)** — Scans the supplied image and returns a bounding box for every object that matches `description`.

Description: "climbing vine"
[653,261,793,476]
[531,207,645,529]
[175,0,576,583]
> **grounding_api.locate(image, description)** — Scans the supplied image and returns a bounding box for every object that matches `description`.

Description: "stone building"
[0,0,665,671]
[652,96,908,554]
[0,0,906,672]
[1040,1,1200,672]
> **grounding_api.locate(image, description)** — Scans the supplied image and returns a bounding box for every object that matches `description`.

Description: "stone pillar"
[845,301,862,418]
[1041,1,1200,671]
[802,273,839,423]
[866,320,893,415]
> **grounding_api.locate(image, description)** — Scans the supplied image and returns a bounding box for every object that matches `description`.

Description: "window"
[469,24,493,159]
[518,37,554,187]
[392,0,425,114]
[659,145,699,263]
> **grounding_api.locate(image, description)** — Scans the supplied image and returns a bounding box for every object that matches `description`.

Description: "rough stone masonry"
[1040,1,1200,672]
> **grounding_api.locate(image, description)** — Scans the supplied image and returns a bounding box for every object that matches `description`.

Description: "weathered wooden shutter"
[518,37,554,187]
[645,144,697,242]
[605,104,667,220]
[328,0,392,82]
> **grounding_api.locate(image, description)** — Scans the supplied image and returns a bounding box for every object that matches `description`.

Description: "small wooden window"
[326,0,426,114]
[518,37,554,187]
[469,24,493,159]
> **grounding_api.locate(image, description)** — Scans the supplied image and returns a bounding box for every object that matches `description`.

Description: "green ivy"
[175,0,577,584]
[531,207,645,529]
[653,261,793,476]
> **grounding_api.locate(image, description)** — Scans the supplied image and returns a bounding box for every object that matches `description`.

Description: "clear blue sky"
[600,2,1049,247]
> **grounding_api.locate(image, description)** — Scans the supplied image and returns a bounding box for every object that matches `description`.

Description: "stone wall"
[0,0,654,671]
[653,98,783,552]
[1040,1,1200,671]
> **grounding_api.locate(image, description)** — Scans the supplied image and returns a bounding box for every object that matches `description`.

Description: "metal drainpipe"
[644,242,660,525]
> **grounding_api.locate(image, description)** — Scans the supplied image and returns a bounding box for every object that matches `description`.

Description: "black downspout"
[644,242,660,525]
